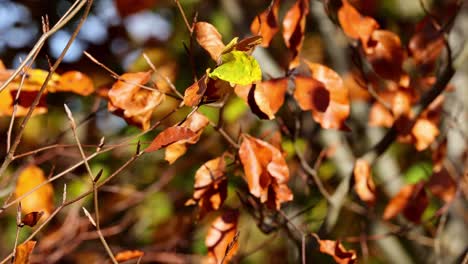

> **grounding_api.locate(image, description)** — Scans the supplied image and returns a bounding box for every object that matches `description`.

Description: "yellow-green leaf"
[208,51,261,85]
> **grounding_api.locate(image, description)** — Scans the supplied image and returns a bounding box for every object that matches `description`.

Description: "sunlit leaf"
[353,159,376,206]
[58,71,94,96]
[195,22,226,61]
[208,51,262,86]
[317,238,357,264]
[184,74,233,107]
[145,127,197,153]
[205,210,239,264]
[338,0,379,48]
[250,0,280,47]
[411,118,439,151]
[294,76,330,113]
[15,165,54,217]
[14,241,36,264]
[115,250,144,262]
[186,156,227,218]
[282,0,309,68]
[238,134,292,209]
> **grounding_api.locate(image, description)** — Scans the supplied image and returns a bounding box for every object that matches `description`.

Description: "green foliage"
[403,161,432,184]
[208,51,262,85]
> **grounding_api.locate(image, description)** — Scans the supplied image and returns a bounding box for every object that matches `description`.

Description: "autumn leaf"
[294,76,330,113]
[317,238,357,264]
[369,102,394,127]
[338,0,379,48]
[115,250,144,262]
[250,0,280,47]
[383,182,428,223]
[409,16,445,72]
[302,61,350,130]
[21,211,44,227]
[411,118,439,151]
[426,166,456,203]
[208,51,262,86]
[205,210,239,264]
[145,127,197,152]
[238,134,293,209]
[167,112,210,163]
[14,241,36,264]
[58,71,94,96]
[353,159,376,206]
[282,0,309,69]
[183,74,233,107]
[15,165,54,217]
[115,0,157,17]
[186,156,227,218]
[195,22,226,61]
[107,71,165,130]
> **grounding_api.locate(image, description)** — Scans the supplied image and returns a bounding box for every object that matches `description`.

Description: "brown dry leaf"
[205,210,239,264]
[184,75,232,107]
[409,16,445,72]
[383,182,428,223]
[195,22,225,61]
[164,112,210,164]
[294,76,330,113]
[338,0,379,48]
[303,60,350,130]
[115,250,144,262]
[58,71,94,96]
[186,157,227,218]
[365,30,405,82]
[317,238,357,264]
[368,102,394,127]
[14,241,36,264]
[411,118,439,151]
[427,166,456,203]
[145,127,197,153]
[353,159,376,206]
[115,0,157,17]
[108,71,165,130]
[15,165,54,217]
[238,134,293,209]
[21,211,44,227]
[282,0,309,69]
[250,0,280,47]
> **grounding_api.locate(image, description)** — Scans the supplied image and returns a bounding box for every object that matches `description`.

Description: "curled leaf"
[145,127,197,153]
[338,0,379,48]
[383,182,428,223]
[353,159,376,206]
[250,0,280,47]
[238,134,292,209]
[205,210,239,264]
[108,71,165,130]
[115,250,144,262]
[186,157,227,218]
[15,165,54,217]
[184,74,232,107]
[317,238,357,264]
[21,211,44,227]
[195,22,225,61]
[282,0,309,68]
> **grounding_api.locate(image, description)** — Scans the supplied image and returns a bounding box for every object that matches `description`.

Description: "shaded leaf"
[282,0,309,69]
[205,210,239,264]
[195,22,225,61]
[250,0,280,47]
[184,74,232,107]
[303,61,350,130]
[208,51,262,86]
[426,166,456,203]
[383,182,428,223]
[14,241,36,264]
[238,134,292,209]
[186,156,227,218]
[115,250,144,262]
[409,16,445,72]
[145,127,197,153]
[317,238,357,264]
[108,71,165,130]
[115,0,157,17]
[15,165,54,217]
[353,159,376,206]
[21,211,44,227]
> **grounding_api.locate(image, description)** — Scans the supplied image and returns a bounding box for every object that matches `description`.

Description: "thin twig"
[173,0,193,33]
[142,53,184,99]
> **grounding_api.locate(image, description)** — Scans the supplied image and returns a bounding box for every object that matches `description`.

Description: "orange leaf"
[21,211,44,227]
[383,182,428,223]
[14,241,36,264]
[186,157,227,218]
[145,127,197,153]
[353,159,376,206]
[15,165,54,217]
[294,76,330,113]
[365,30,405,82]
[58,71,94,96]
[338,0,379,48]
[411,118,439,151]
[115,250,144,262]
[369,102,394,127]
[250,0,280,47]
[164,112,210,163]
[238,134,292,209]
[108,71,165,130]
[282,0,309,69]
[317,238,357,264]
[303,61,350,130]
[183,75,232,107]
[195,22,225,61]
[205,210,239,264]
[426,166,456,203]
